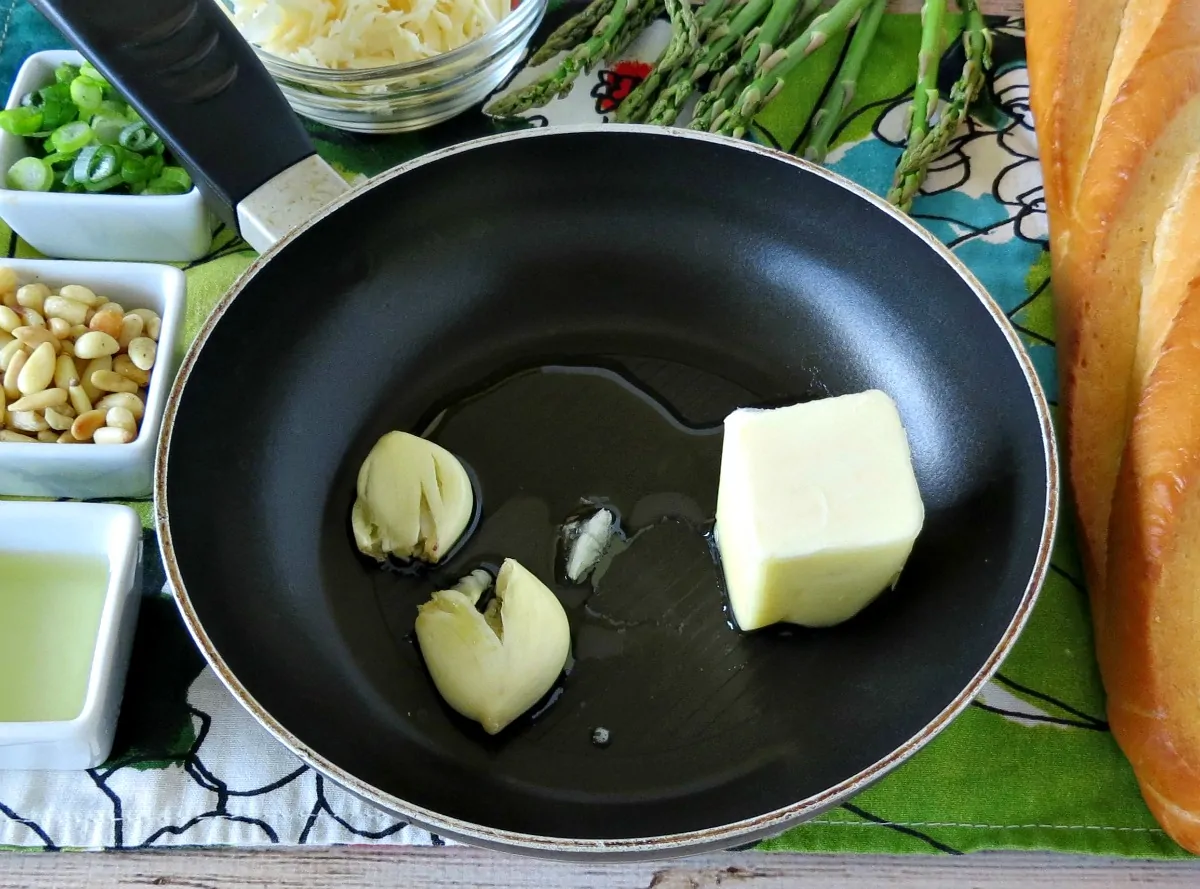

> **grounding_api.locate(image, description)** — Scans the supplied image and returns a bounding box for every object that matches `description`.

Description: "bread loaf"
[1105,276,1200,853]
[1027,0,1200,853]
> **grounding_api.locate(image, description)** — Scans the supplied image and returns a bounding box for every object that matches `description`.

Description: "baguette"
[1037,0,1200,611]
[1025,0,1130,253]
[1029,0,1200,854]
[1105,274,1200,854]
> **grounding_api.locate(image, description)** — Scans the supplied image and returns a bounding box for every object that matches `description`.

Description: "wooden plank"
[1,848,1197,889]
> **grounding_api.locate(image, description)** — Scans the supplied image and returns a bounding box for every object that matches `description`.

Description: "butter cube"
[714,390,924,631]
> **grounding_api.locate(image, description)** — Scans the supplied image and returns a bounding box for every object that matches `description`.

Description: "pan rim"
[154,123,1059,857]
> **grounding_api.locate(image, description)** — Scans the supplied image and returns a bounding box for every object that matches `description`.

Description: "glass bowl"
[222,0,549,133]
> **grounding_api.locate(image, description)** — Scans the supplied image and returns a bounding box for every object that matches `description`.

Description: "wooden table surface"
[13,0,1196,885]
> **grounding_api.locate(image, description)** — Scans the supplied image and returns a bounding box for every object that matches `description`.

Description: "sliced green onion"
[95,99,128,119]
[158,165,191,191]
[51,120,92,153]
[42,151,76,168]
[78,61,109,90]
[9,59,174,195]
[117,120,160,153]
[7,156,54,192]
[69,76,104,115]
[39,95,76,130]
[0,107,44,136]
[119,153,152,184]
[73,144,121,184]
[142,169,191,195]
[83,172,123,193]
[38,83,71,104]
[90,114,127,145]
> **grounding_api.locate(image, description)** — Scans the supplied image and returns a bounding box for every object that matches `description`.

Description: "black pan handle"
[29,0,346,243]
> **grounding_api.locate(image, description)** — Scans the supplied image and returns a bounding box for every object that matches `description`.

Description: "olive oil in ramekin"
[0,552,109,723]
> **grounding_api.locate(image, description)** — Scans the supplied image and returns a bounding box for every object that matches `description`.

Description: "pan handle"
[28,0,350,252]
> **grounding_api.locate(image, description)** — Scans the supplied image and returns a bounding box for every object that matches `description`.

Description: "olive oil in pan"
[373,357,774,742]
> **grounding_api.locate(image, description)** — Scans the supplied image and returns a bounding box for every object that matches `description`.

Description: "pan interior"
[165,131,1048,842]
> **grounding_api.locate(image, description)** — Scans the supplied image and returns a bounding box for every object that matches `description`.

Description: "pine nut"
[0,429,34,443]
[96,392,144,420]
[96,301,124,315]
[19,307,45,329]
[71,409,107,441]
[17,342,55,396]
[128,336,157,371]
[0,330,11,349]
[13,326,59,353]
[60,338,74,357]
[92,369,138,394]
[15,283,49,313]
[81,356,110,402]
[58,284,103,308]
[9,409,48,433]
[2,348,25,397]
[36,429,58,443]
[0,339,22,373]
[48,316,71,339]
[69,324,88,340]
[130,308,162,341]
[9,387,67,412]
[57,431,81,444]
[112,353,149,386]
[118,313,144,348]
[0,305,19,333]
[74,331,120,360]
[92,426,134,445]
[0,266,18,298]
[43,295,89,326]
[69,384,93,415]
[88,308,123,339]
[45,406,75,431]
[106,406,137,434]
[53,354,78,391]
[0,388,5,426]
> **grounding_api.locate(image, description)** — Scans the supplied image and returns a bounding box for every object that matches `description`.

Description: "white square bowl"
[0,257,185,498]
[0,50,216,262]
[0,501,142,771]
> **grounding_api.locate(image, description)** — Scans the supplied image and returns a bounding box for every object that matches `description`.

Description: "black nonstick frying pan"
[36,0,1057,860]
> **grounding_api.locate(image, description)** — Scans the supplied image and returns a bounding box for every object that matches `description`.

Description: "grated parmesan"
[223,0,514,69]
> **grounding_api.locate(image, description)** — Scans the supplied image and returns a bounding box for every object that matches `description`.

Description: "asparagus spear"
[895,0,992,176]
[689,0,819,132]
[695,0,733,35]
[487,0,635,117]
[803,0,885,161]
[645,0,773,126]
[712,0,873,139]
[615,0,701,123]
[529,0,617,66]
[608,0,668,63]
[886,0,948,210]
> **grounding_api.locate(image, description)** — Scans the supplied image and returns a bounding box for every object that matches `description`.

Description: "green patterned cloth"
[0,0,1191,858]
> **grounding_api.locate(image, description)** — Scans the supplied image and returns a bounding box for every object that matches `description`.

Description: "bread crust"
[1030,0,1200,853]
[1106,276,1200,852]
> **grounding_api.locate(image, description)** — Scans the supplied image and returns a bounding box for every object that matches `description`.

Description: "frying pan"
[36,0,1057,859]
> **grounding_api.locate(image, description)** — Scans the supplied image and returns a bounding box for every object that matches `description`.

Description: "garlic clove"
[415,559,571,735]
[352,431,474,563]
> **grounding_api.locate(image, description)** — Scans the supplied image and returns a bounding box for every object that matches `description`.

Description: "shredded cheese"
[224,0,513,69]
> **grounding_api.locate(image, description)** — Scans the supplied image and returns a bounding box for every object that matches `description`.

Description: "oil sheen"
[0,552,108,722]
[371,357,790,745]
